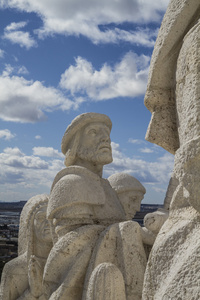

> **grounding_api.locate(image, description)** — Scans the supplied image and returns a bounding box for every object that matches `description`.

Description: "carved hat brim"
[61,112,112,155]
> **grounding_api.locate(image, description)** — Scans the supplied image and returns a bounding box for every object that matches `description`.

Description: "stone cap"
[108,172,146,194]
[61,112,112,155]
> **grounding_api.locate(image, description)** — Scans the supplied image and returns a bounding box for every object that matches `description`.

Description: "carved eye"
[88,129,97,135]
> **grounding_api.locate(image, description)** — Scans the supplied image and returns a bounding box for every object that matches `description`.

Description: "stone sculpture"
[40,112,152,300]
[108,172,146,220]
[1,112,157,300]
[142,0,200,299]
[0,194,52,300]
[42,113,128,299]
[83,172,150,300]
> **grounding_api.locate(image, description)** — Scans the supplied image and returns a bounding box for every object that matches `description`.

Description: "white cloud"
[3,21,37,49]
[0,146,65,201]
[0,51,150,123]
[0,49,5,58]
[35,135,42,140]
[33,147,64,158]
[104,142,174,185]
[140,147,154,153]
[17,66,29,75]
[0,129,15,140]
[152,186,167,194]
[60,52,150,100]
[0,0,169,45]
[5,21,27,31]
[128,138,146,145]
[0,141,173,202]
[0,66,76,123]
[1,147,48,169]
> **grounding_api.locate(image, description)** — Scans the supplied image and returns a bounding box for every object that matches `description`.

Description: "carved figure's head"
[18,194,52,258]
[61,113,112,166]
[108,173,146,220]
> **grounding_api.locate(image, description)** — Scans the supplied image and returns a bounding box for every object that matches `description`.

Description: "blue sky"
[0,0,174,204]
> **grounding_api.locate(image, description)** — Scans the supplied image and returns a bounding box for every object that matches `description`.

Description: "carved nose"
[100,130,110,142]
[101,135,110,143]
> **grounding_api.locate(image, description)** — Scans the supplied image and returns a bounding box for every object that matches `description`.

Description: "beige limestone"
[142,0,200,299]
[43,113,151,300]
[2,113,156,300]
[42,113,127,299]
[108,172,146,220]
[85,263,126,300]
[0,194,52,300]
[39,113,155,300]
[83,221,147,300]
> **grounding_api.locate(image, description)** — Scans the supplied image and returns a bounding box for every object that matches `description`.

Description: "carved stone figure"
[108,172,146,220]
[107,172,157,246]
[142,0,200,299]
[82,173,148,300]
[42,113,127,299]
[40,113,155,300]
[0,194,52,300]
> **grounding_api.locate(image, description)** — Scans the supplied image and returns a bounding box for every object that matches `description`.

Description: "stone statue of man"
[142,0,200,299]
[0,194,52,300]
[42,113,127,299]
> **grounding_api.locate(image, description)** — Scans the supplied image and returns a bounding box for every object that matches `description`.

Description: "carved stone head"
[61,113,112,166]
[108,173,146,219]
[18,194,51,259]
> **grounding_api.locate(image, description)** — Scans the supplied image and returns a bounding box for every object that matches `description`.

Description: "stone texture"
[1,113,154,300]
[142,0,200,299]
[43,113,148,299]
[108,172,146,220]
[83,221,147,300]
[85,263,126,300]
[0,194,52,300]
[145,0,200,154]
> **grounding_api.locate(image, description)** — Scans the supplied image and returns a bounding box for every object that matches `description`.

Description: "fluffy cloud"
[0,0,169,45]
[104,142,174,185]
[140,147,154,153]
[33,147,64,158]
[1,147,48,169]
[0,129,15,140]
[0,49,5,58]
[0,65,75,123]
[60,52,150,100]
[3,21,37,49]
[128,138,146,145]
[0,141,173,202]
[0,147,65,201]
[0,51,149,123]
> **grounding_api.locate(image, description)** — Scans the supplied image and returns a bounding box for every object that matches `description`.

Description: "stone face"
[108,173,146,220]
[142,0,200,299]
[144,0,200,154]
[0,194,52,300]
[42,113,148,299]
[1,113,152,300]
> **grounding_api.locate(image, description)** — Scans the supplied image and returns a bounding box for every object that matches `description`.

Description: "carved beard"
[77,143,113,165]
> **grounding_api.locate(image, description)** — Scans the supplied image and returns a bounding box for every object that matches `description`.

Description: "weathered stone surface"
[143,0,200,299]
[85,263,126,300]
[145,0,200,154]
[83,221,147,300]
[143,207,200,300]
[1,113,153,300]
[43,113,148,299]
[0,194,52,300]
[108,172,146,220]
